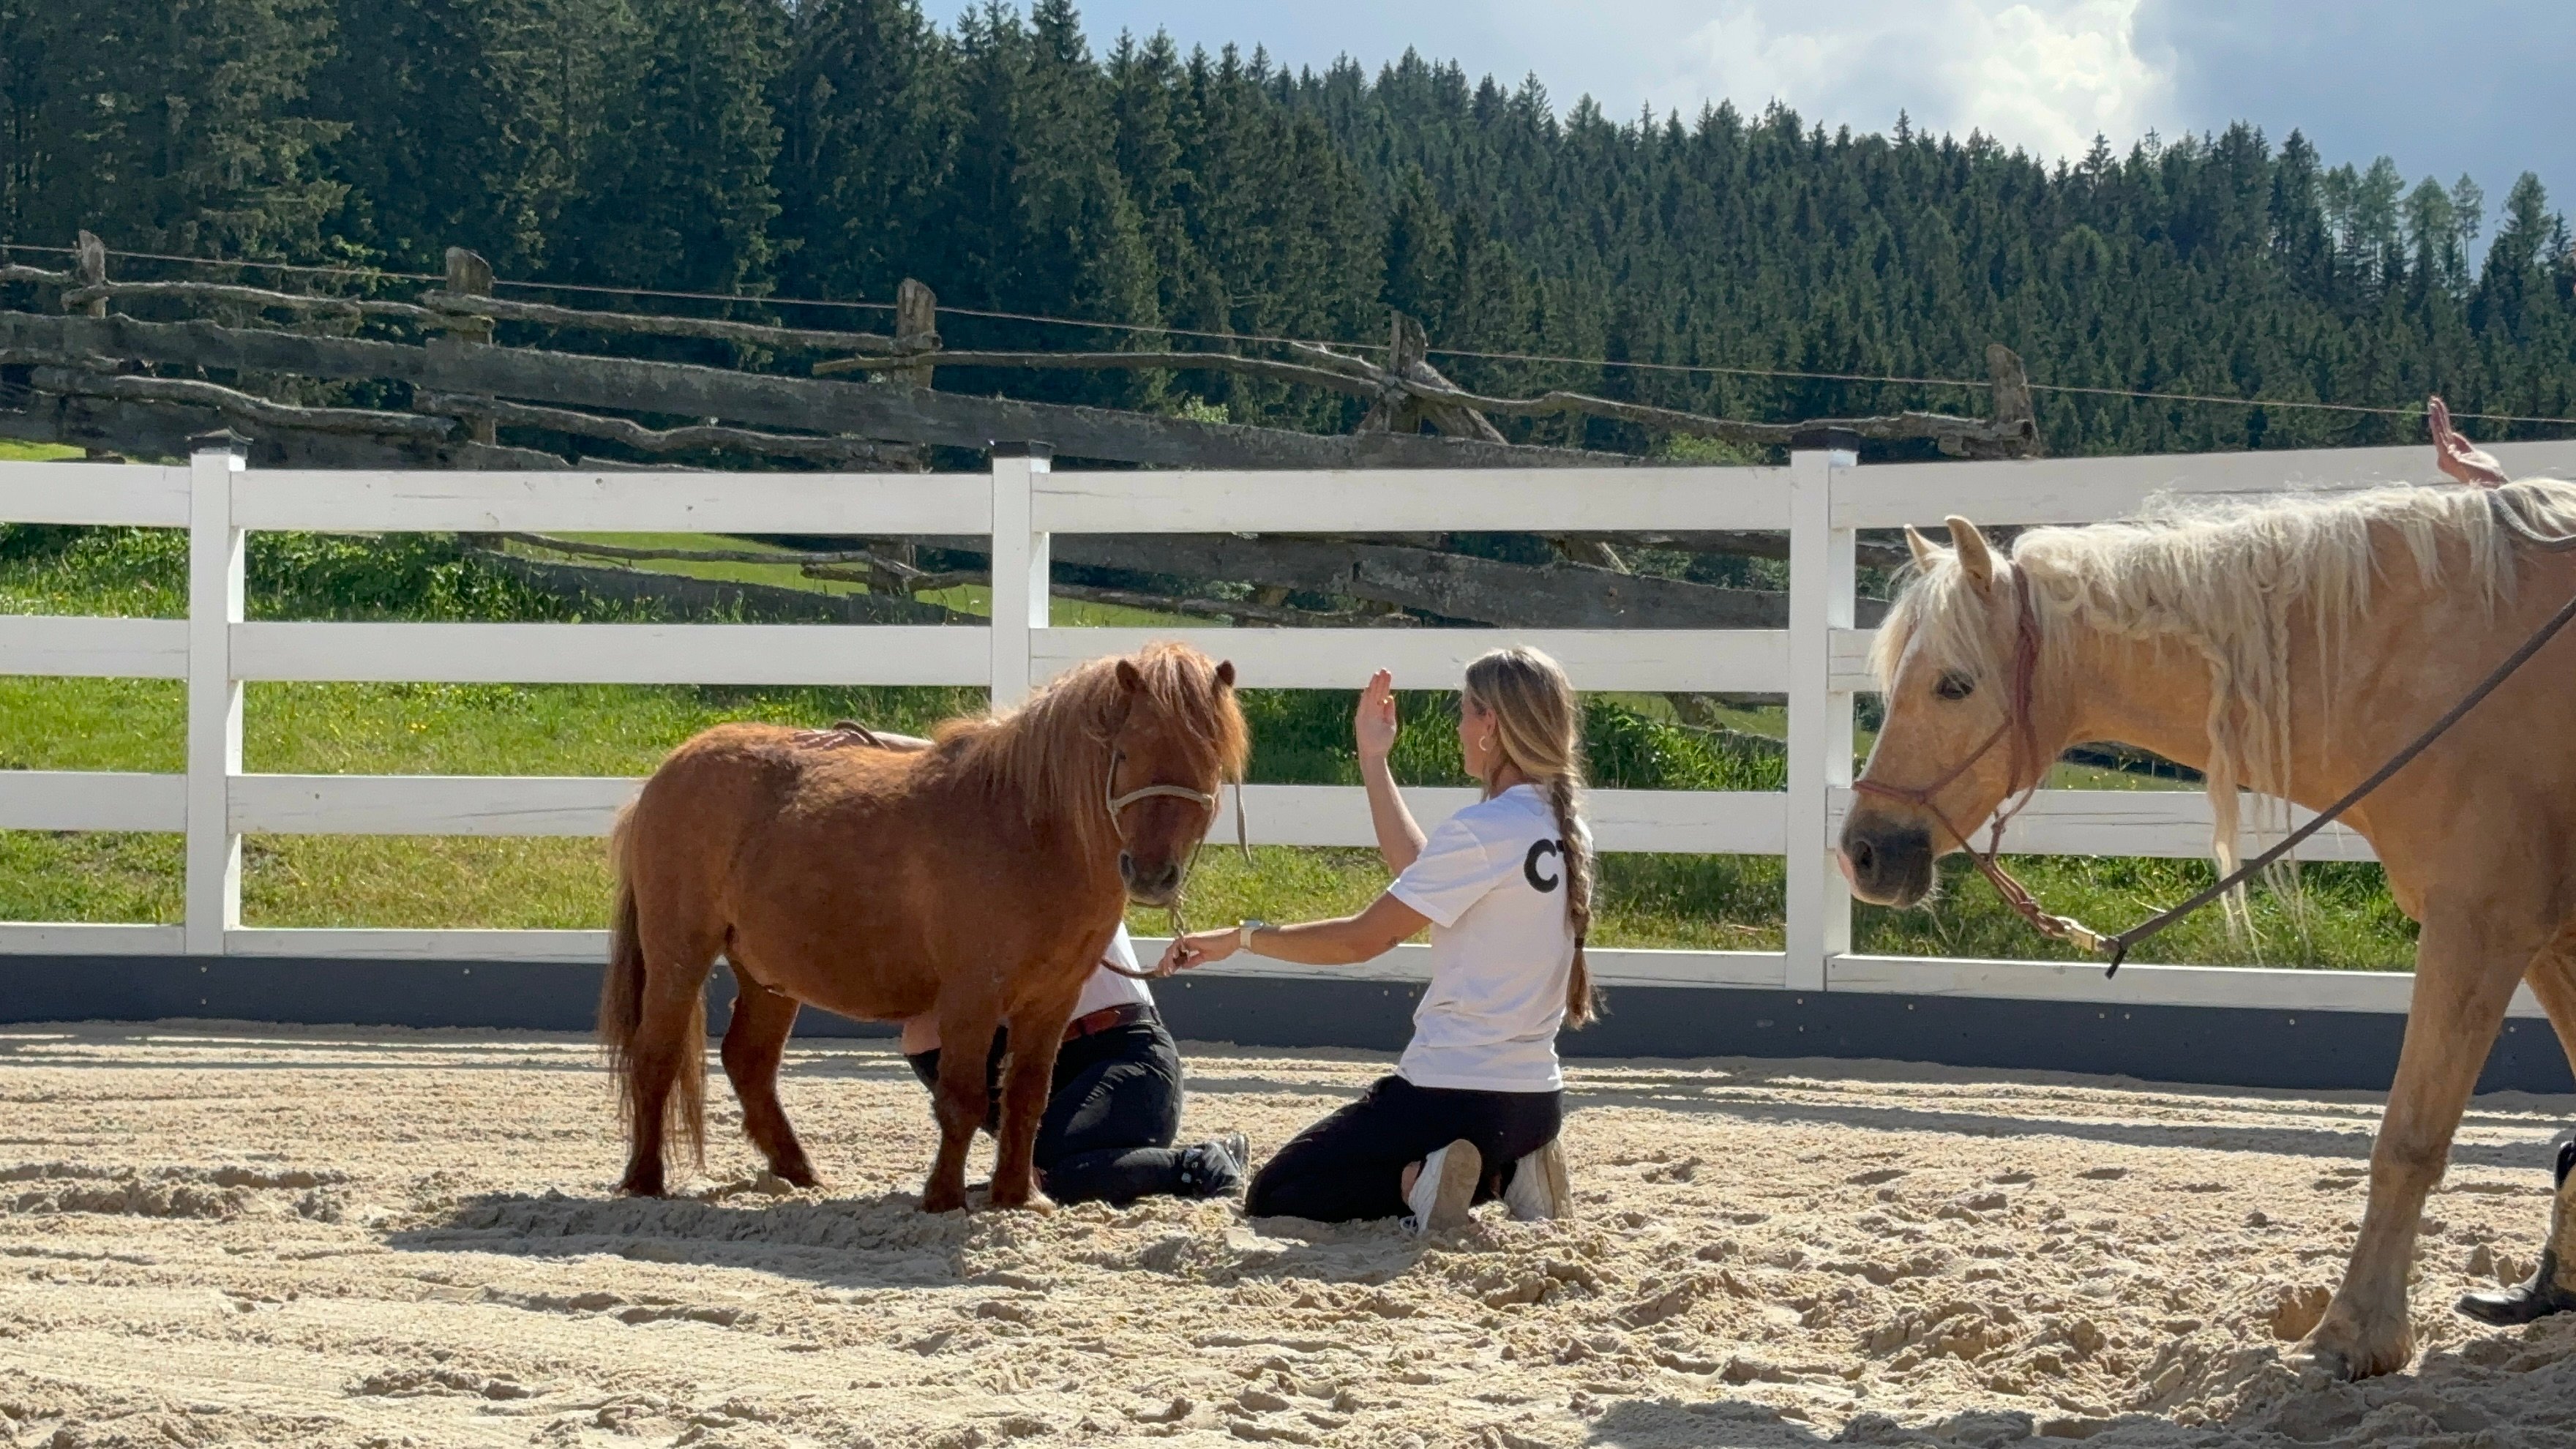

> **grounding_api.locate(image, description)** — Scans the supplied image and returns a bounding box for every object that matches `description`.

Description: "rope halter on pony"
[1097,751,1251,979]
[1850,565,2111,958]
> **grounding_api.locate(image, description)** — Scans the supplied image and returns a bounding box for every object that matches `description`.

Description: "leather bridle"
[1849,572,2108,953]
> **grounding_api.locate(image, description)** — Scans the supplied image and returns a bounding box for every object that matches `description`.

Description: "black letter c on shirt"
[1524,839,1563,892]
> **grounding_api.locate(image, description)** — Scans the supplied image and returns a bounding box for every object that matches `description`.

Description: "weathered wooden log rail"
[0,231,2026,649]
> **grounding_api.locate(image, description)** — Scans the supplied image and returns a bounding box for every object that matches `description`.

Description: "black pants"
[1246,1073,1562,1223]
[905,1018,1188,1205]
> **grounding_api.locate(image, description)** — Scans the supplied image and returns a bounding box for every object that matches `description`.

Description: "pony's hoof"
[920,1186,968,1215]
[986,1176,1056,1213]
[768,1160,823,1191]
[2296,1317,2414,1381]
[618,1169,667,1197]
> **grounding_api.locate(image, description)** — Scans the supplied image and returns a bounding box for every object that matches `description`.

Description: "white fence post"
[184,434,247,955]
[988,443,1052,708]
[1784,444,1858,990]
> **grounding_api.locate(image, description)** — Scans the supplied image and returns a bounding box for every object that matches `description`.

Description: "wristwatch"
[1238,919,1266,952]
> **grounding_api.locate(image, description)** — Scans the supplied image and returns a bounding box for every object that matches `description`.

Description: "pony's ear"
[1215,659,1236,689]
[1115,659,1145,694]
[1944,515,1996,595]
[1904,525,1939,569]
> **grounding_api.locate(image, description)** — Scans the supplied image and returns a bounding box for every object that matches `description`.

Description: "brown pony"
[600,642,1248,1212]
[1842,482,2576,1379]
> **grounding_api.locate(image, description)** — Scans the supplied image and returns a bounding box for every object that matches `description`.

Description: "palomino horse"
[601,643,1248,1212]
[1841,480,2576,1379]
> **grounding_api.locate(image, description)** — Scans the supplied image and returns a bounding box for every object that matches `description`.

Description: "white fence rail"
[8,435,2576,1017]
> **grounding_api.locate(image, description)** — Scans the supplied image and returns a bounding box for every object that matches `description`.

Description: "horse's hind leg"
[721,974,819,1188]
[607,926,719,1197]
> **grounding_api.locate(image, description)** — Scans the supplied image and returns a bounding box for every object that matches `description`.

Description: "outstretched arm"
[1156,891,1429,973]
[2432,395,2509,487]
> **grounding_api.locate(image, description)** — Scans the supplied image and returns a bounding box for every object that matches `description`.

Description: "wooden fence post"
[894,280,939,392]
[1783,442,1857,991]
[70,232,105,318]
[988,442,1052,710]
[185,432,248,956]
[443,248,499,445]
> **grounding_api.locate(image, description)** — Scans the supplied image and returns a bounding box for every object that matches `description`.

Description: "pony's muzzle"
[1840,814,1935,907]
[1119,851,1184,906]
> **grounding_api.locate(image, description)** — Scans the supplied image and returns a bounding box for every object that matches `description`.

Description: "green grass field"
[0,520,2421,968]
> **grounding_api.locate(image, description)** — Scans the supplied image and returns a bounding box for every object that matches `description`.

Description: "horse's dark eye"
[1934,670,1977,701]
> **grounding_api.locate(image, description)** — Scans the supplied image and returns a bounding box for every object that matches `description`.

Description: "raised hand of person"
[1354,668,1399,765]
[2431,395,2509,487]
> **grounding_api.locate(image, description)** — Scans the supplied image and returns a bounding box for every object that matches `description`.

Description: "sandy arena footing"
[0,1025,2569,1448]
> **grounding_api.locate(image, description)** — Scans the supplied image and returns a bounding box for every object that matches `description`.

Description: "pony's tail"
[599,804,647,1065]
[598,801,707,1167]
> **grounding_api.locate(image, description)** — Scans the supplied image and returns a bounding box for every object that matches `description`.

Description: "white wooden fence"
[8,434,2576,1019]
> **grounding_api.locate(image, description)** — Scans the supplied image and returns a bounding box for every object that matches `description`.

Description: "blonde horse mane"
[1873,478,2576,877]
[935,642,1249,859]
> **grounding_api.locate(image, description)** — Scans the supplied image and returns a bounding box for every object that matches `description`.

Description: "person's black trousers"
[905,1018,1191,1205]
[1246,1073,1562,1222]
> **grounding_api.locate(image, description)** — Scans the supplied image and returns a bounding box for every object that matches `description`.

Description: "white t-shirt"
[1071,924,1154,1018]
[1385,784,1579,1092]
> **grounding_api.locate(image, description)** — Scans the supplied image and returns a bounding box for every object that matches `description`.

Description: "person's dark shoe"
[1177,1131,1249,1198]
[2459,1138,2576,1325]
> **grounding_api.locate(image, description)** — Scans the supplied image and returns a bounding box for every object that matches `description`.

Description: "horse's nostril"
[1117,851,1135,880]
[1850,839,1876,875]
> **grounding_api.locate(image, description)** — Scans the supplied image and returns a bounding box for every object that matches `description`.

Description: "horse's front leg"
[923,1008,999,1214]
[2304,910,2531,1379]
[990,995,1079,1211]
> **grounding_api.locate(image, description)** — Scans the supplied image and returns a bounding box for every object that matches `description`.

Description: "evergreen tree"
[773,0,959,302]
[311,0,568,273]
[4,0,343,257]
[555,0,782,293]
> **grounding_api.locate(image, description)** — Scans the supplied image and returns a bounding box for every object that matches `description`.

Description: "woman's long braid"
[1543,769,1598,1028]
[1463,646,1599,1028]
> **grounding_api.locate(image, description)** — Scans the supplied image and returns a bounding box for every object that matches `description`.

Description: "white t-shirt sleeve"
[1387,815,1514,929]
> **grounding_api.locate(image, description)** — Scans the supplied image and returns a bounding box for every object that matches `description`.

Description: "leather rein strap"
[1097,751,1248,979]
[1850,575,2113,960]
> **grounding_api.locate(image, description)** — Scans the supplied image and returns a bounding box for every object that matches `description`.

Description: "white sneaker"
[1401,1139,1482,1234]
[1503,1139,1573,1222]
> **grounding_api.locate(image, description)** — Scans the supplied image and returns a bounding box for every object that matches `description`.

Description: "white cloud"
[1650,0,2174,162]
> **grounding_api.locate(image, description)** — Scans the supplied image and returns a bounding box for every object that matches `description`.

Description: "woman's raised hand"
[1354,669,1399,765]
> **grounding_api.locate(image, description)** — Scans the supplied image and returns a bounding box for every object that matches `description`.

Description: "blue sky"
[1072,0,2576,242]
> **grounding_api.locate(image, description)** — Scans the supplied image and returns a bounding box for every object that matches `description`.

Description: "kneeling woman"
[897,923,1248,1205]
[1159,646,1592,1230]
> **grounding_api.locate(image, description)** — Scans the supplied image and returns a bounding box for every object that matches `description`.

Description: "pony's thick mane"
[935,641,1249,858]
[1873,478,2576,873]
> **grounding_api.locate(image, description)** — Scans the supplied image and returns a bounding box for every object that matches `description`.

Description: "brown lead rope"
[2097,488,2576,975]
